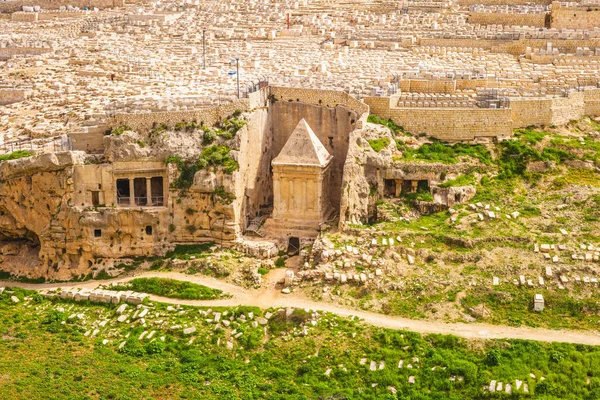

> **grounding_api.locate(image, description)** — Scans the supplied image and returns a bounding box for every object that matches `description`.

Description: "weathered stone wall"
[0,152,85,277]
[0,47,52,60]
[399,80,456,94]
[459,0,551,5]
[468,12,547,27]
[367,88,600,140]
[551,91,585,126]
[364,96,513,141]
[69,129,106,153]
[551,5,600,30]
[270,101,358,213]
[231,106,272,232]
[0,88,30,105]
[10,11,38,21]
[111,99,252,133]
[418,38,600,57]
[584,89,600,117]
[510,98,553,127]
[269,86,369,122]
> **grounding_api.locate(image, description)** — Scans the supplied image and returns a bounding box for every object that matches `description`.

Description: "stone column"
[146,178,153,206]
[129,178,135,206]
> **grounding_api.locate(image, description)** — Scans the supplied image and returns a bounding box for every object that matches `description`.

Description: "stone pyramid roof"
[272,119,332,167]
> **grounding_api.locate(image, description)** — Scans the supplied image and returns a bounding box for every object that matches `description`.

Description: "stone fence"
[269,85,370,118]
[365,88,600,141]
[110,86,370,132]
[468,11,548,28]
[0,46,52,60]
[110,89,268,132]
[41,287,149,305]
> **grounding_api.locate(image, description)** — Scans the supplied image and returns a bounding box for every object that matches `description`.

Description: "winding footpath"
[2,270,600,346]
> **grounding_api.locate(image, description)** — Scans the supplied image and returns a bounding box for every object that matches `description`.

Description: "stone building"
[265,119,333,246]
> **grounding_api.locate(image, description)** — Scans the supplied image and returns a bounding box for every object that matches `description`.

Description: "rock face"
[0,93,370,279]
[340,125,393,226]
[432,186,477,207]
[339,123,477,226]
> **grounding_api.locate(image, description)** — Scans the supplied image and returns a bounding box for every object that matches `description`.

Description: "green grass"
[460,284,600,330]
[367,137,390,152]
[439,174,476,188]
[367,114,406,134]
[397,141,492,165]
[514,127,548,144]
[0,150,35,162]
[1,291,600,399]
[196,145,239,174]
[110,277,226,300]
[110,125,132,135]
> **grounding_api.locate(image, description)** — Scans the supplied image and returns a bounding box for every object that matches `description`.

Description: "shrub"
[367,114,405,134]
[368,138,390,152]
[275,257,286,267]
[0,150,35,162]
[196,145,239,174]
[110,125,132,135]
[145,340,165,355]
[202,128,217,145]
[213,186,236,205]
[484,349,501,366]
[165,155,198,189]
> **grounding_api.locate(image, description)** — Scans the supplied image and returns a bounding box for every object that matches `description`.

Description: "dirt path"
[2,271,600,346]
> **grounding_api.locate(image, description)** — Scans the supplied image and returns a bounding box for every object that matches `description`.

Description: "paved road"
[2,270,600,346]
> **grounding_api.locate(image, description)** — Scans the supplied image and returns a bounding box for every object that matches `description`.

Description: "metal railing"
[116,196,164,207]
[0,136,71,156]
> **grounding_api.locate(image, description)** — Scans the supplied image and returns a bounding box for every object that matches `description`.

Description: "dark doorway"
[384,179,396,197]
[134,178,147,206]
[402,180,414,193]
[91,191,100,206]
[145,226,153,235]
[288,237,300,255]
[417,180,429,192]
[151,177,164,206]
[116,179,130,205]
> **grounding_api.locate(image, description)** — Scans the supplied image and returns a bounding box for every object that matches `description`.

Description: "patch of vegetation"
[398,141,492,165]
[439,174,476,188]
[165,155,198,189]
[257,267,270,275]
[0,150,35,162]
[165,243,215,260]
[174,120,200,132]
[275,257,286,267]
[514,127,547,144]
[367,137,390,152]
[367,114,406,134]
[196,145,239,174]
[150,123,168,136]
[460,284,600,330]
[110,125,132,136]
[213,186,236,205]
[110,277,226,300]
[1,294,600,399]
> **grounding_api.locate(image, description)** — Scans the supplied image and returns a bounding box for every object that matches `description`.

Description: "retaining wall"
[468,12,547,28]
[365,88,600,141]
